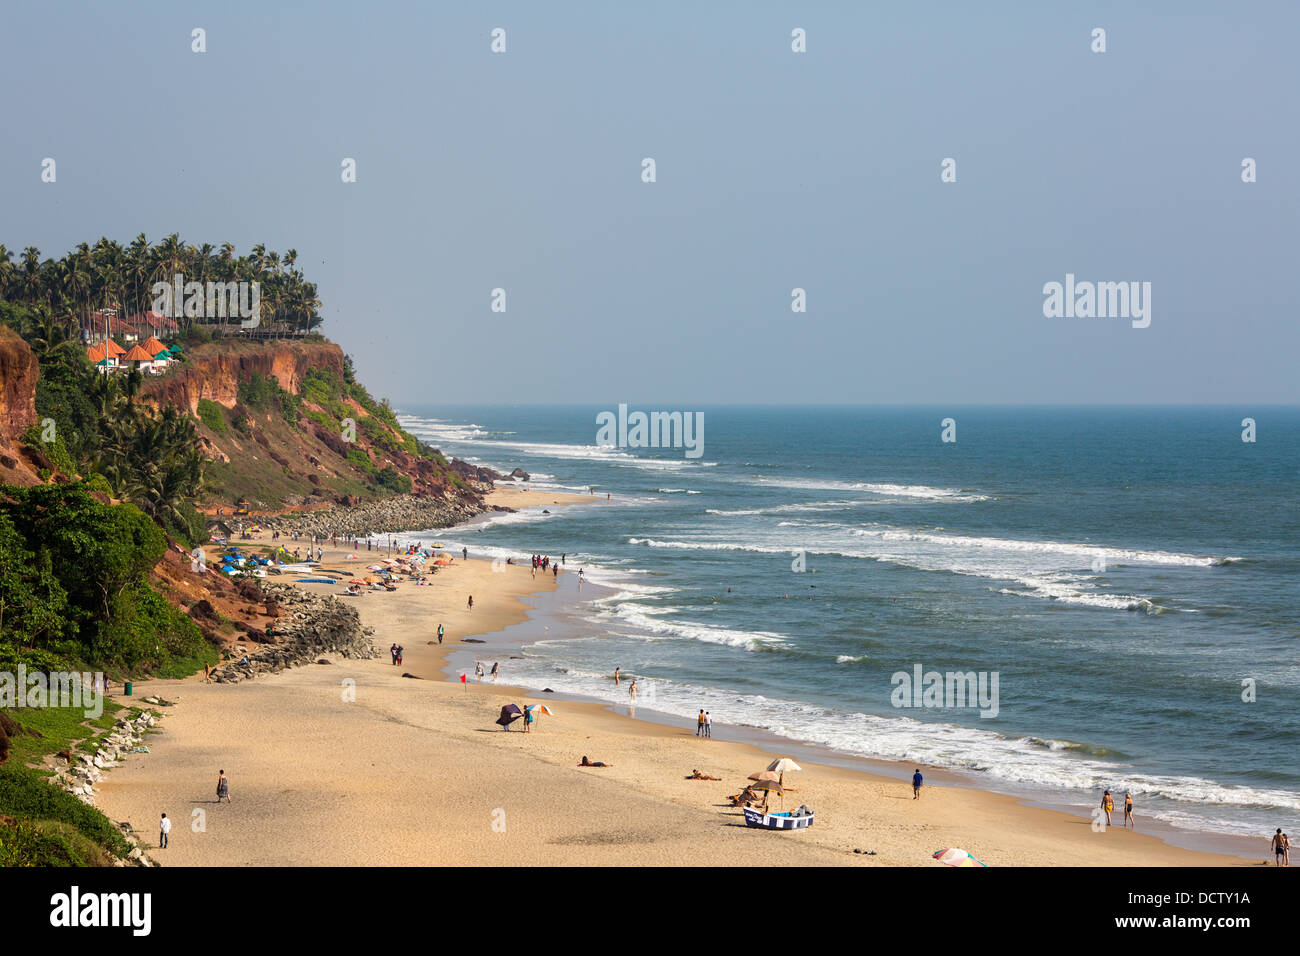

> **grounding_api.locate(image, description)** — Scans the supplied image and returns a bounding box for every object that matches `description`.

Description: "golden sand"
[94,548,1257,866]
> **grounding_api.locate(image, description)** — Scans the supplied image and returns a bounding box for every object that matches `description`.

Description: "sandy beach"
[92,533,1260,867]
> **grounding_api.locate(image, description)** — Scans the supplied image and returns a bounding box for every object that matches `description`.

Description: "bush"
[346,447,376,475]
[0,764,131,859]
[21,423,76,475]
[196,398,226,435]
[375,466,413,495]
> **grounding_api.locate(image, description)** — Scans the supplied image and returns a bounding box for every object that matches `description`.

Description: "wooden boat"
[743,807,814,830]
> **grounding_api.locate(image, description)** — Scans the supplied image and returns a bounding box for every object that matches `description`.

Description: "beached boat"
[743,807,814,830]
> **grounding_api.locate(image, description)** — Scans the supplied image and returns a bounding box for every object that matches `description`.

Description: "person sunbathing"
[727,786,759,806]
[685,769,721,780]
[579,755,612,767]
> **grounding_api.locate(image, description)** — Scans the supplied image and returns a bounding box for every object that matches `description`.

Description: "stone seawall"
[260,488,499,540]
[210,583,376,683]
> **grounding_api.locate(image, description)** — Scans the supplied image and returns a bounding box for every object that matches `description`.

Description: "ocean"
[395,405,1300,844]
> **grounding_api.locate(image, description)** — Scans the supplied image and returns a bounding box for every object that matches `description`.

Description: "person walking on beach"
[704,712,712,738]
[1123,792,1135,828]
[1101,790,1114,827]
[1272,829,1290,866]
[912,769,923,800]
[628,680,637,701]
[475,661,484,683]
[696,710,705,736]
[467,595,474,611]
[462,547,468,561]
[390,643,399,665]
[491,662,499,681]
[552,563,558,577]
[395,644,403,666]
[437,623,444,644]
[159,813,170,849]
[216,770,230,804]
[613,667,620,687]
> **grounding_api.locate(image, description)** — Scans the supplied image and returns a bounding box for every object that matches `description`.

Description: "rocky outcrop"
[141,339,345,413]
[0,327,38,444]
[208,583,375,683]
[0,327,41,486]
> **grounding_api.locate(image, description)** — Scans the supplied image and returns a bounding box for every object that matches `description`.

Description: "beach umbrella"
[932,848,988,868]
[748,770,781,783]
[767,757,802,785]
[496,704,523,729]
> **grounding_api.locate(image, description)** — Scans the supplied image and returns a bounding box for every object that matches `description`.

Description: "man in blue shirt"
[912,769,923,800]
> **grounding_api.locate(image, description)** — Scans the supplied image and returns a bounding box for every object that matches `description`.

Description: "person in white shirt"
[159,813,171,849]
[704,712,712,738]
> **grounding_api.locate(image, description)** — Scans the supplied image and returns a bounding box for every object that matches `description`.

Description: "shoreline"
[90,495,1264,866]
[421,565,1264,865]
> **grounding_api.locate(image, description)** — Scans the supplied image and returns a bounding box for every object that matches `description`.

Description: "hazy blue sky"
[2,1,1296,405]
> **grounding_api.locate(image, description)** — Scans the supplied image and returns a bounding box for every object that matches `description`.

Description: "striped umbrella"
[932,848,988,867]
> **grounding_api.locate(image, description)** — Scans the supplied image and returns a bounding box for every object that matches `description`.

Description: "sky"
[1,1,1296,405]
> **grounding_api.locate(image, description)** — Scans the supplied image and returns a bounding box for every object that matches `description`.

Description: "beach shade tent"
[932,848,988,868]
[767,757,802,785]
[496,704,524,730]
[747,779,785,810]
[524,703,555,722]
[748,770,781,783]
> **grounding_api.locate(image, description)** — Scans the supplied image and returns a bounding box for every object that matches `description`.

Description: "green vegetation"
[237,371,301,426]
[0,764,132,863]
[1,300,208,547]
[196,397,226,435]
[0,235,322,338]
[0,483,215,674]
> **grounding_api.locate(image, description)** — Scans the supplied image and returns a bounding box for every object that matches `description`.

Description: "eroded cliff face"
[141,339,345,412]
[0,327,41,485]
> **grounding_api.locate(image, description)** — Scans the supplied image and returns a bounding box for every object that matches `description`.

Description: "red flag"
[460,673,467,683]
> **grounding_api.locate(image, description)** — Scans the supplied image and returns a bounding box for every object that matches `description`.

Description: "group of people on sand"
[389,644,404,666]
[529,554,562,578]
[695,710,712,737]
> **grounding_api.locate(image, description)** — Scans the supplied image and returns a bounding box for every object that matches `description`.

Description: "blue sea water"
[396,405,1300,841]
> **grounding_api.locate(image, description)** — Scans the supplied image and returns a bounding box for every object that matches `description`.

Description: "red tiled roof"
[103,339,126,356]
[121,345,155,362]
